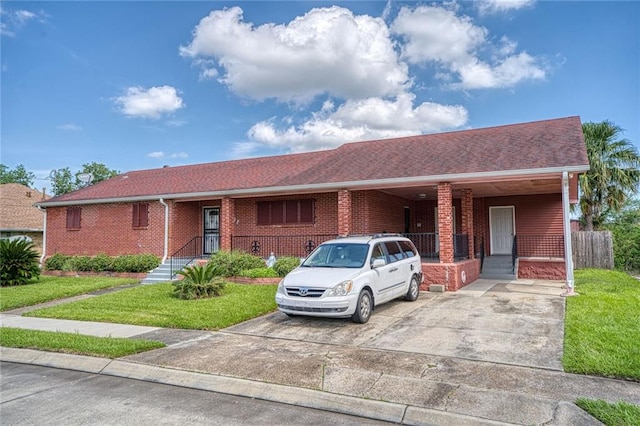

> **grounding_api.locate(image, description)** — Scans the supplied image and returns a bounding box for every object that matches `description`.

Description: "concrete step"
[479,273,517,280]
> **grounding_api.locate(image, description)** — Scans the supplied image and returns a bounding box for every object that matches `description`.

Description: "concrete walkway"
[2,279,639,425]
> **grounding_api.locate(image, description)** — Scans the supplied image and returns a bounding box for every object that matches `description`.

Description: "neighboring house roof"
[0,183,50,231]
[39,116,589,207]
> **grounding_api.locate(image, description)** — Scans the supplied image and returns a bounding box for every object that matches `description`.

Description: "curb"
[1,347,513,426]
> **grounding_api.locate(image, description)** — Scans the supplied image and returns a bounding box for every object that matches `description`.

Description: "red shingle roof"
[40,116,588,205]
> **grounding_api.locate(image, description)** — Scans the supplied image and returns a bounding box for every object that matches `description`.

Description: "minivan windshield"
[301,243,369,268]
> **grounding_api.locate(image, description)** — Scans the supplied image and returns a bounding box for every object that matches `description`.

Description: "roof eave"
[36,164,590,207]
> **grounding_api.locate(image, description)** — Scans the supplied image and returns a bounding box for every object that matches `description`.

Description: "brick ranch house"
[37,116,589,291]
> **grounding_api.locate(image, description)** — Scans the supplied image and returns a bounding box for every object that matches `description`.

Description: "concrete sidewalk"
[2,279,639,425]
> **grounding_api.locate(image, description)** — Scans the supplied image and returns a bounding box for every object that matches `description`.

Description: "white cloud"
[477,0,535,14]
[1,7,45,37]
[247,93,468,152]
[114,86,184,119]
[180,6,409,103]
[147,151,165,158]
[165,119,187,127]
[392,4,547,90]
[56,123,82,131]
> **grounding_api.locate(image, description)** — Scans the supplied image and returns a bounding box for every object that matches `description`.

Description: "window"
[132,203,149,228]
[257,199,314,225]
[398,240,417,258]
[384,241,405,262]
[66,207,81,230]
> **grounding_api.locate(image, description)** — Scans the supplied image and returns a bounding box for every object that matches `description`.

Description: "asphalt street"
[0,362,394,426]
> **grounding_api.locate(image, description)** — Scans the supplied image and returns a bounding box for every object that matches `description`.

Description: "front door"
[490,206,514,255]
[203,207,220,255]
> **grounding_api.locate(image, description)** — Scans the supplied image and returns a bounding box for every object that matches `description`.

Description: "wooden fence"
[571,231,614,269]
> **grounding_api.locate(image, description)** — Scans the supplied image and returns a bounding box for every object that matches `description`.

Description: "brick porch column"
[337,189,352,237]
[461,188,474,259]
[220,197,235,251]
[437,183,454,263]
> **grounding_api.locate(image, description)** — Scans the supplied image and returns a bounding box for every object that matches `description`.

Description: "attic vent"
[163,165,170,168]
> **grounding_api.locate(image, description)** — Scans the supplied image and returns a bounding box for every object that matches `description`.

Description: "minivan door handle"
[389,267,398,272]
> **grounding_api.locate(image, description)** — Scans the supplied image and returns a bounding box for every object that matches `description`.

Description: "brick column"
[220,197,235,251]
[438,183,454,263]
[337,189,352,237]
[461,188,474,259]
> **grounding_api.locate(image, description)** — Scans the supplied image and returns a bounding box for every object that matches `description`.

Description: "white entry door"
[490,206,514,255]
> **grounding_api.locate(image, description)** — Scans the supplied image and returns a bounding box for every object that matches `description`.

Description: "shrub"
[609,224,640,272]
[209,250,265,277]
[45,253,159,273]
[112,254,159,273]
[0,238,40,286]
[273,256,302,277]
[173,263,226,299]
[91,253,114,272]
[44,253,70,271]
[239,267,279,279]
[66,256,93,272]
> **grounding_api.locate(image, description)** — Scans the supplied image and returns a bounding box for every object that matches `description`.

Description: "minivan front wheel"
[352,289,372,324]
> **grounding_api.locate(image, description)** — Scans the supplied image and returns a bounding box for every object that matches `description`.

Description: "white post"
[562,172,576,296]
[159,198,169,264]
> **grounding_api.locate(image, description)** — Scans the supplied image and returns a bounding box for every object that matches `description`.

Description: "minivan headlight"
[277,279,285,294]
[327,280,353,297]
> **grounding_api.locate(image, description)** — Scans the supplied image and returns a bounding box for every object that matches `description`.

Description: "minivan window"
[302,243,368,268]
[370,244,386,266]
[384,241,404,262]
[398,240,417,258]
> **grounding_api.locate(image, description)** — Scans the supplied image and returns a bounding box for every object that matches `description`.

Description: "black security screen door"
[203,207,220,255]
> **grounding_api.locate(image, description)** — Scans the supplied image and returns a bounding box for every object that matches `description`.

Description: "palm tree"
[579,121,640,231]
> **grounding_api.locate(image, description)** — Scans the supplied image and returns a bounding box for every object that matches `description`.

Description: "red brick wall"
[438,183,454,263]
[361,190,409,233]
[170,201,204,254]
[422,259,480,291]
[518,258,566,280]
[45,202,165,257]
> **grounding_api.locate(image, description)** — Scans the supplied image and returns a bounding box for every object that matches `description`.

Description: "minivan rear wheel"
[405,275,419,301]
[352,289,372,324]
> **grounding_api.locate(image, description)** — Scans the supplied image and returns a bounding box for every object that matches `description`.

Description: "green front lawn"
[0,276,139,311]
[25,282,278,330]
[0,327,165,358]
[564,269,640,381]
[576,398,640,426]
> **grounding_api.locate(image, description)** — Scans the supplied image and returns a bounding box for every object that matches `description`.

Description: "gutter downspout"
[159,198,169,264]
[37,206,47,267]
[562,171,576,296]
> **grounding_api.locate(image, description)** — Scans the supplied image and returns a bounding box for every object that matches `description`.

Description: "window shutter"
[140,203,149,227]
[66,207,81,229]
[271,201,284,225]
[299,199,314,223]
[132,203,140,227]
[285,200,298,224]
[257,202,270,225]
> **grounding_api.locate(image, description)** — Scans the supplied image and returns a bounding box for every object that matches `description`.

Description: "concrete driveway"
[225,278,566,370]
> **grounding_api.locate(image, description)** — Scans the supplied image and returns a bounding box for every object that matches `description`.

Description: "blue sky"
[2,1,638,193]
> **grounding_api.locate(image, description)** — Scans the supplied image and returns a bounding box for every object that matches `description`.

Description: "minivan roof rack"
[337,233,405,240]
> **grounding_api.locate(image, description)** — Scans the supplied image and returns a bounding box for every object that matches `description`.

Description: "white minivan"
[275,234,423,323]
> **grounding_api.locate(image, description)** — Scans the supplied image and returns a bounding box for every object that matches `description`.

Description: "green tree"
[50,167,75,196]
[579,121,640,231]
[49,162,120,196]
[0,164,36,187]
[75,162,119,187]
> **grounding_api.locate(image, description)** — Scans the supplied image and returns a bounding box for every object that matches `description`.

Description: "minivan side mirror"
[372,258,386,268]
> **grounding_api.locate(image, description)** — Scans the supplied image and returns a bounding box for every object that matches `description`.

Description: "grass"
[564,269,640,381]
[25,282,278,330]
[0,276,138,312]
[576,398,640,426]
[0,327,165,358]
